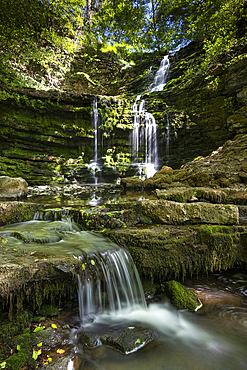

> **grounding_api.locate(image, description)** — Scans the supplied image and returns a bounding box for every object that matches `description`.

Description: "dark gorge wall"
[0,90,93,184]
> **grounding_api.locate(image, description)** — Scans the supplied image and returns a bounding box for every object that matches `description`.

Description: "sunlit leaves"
[32,349,42,360]
[33,326,45,332]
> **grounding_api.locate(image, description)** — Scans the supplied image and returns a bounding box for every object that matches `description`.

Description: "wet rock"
[100,325,157,355]
[77,331,101,349]
[77,322,157,355]
[165,281,202,311]
[0,202,41,226]
[0,176,28,200]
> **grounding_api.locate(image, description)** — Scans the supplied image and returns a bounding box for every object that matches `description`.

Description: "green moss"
[38,304,59,317]
[0,310,32,345]
[165,281,200,311]
[183,172,210,187]
[103,224,245,281]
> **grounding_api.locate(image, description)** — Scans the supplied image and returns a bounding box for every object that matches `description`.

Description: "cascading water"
[78,248,146,323]
[2,207,247,369]
[131,55,170,178]
[147,55,170,93]
[89,97,100,185]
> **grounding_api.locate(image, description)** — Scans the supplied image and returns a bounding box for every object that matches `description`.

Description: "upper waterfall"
[147,55,170,93]
[131,55,170,178]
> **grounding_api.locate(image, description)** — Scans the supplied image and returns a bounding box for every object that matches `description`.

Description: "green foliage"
[1,0,246,94]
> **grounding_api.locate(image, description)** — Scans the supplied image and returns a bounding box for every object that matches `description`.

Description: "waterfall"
[147,55,170,93]
[90,97,100,184]
[93,97,98,163]
[78,248,147,323]
[131,55,170,178]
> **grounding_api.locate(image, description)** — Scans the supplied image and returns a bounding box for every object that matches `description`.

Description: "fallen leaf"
[56,349,65,354]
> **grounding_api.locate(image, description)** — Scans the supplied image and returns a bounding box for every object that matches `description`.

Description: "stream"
[1,188,247,370]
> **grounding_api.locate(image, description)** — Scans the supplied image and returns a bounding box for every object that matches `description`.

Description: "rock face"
[122,135,247,193]
[1,42,247,183]
[0,176,28,199]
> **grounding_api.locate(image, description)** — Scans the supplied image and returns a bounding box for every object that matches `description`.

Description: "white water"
[78,248,147,324]
[131,55,170,178]
[89,97,101,183]
[147,55,170,93]
[93,97,98,163]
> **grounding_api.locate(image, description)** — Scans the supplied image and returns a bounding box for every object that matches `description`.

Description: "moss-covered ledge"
[102,225,247,281]
[0,202,42,225]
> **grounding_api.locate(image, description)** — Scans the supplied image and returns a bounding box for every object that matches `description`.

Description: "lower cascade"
[1,208,247,369]
[78,248,146,323]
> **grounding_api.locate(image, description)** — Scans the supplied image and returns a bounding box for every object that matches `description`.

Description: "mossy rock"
[182,172,210,187]
[193,187,228,204]
[165,281,201,311]
[38,304,59,317]
[156,188,193,203]
[120,177,143,189]
[227,191,247,205]
[0,176,28,200]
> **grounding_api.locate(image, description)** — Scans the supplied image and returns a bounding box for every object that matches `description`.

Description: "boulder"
[0,176,28,200]
[100,326,156,354]
[164,281,202,311]
[77,324,157,355]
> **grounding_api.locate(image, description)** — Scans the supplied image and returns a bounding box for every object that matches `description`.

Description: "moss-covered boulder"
[0,176,28,200]
[165,281,201,311]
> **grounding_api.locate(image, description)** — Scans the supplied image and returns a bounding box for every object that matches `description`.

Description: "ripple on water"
[217,306,247,328]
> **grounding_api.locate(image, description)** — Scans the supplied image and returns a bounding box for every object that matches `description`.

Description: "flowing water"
[89,97,101,184]
[1,205,247,369]
[71,269,247,370]
[131,56,170,178]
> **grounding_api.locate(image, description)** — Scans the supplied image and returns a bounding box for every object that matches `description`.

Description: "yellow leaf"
[51,323,57,329]
[56,349,65,354]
